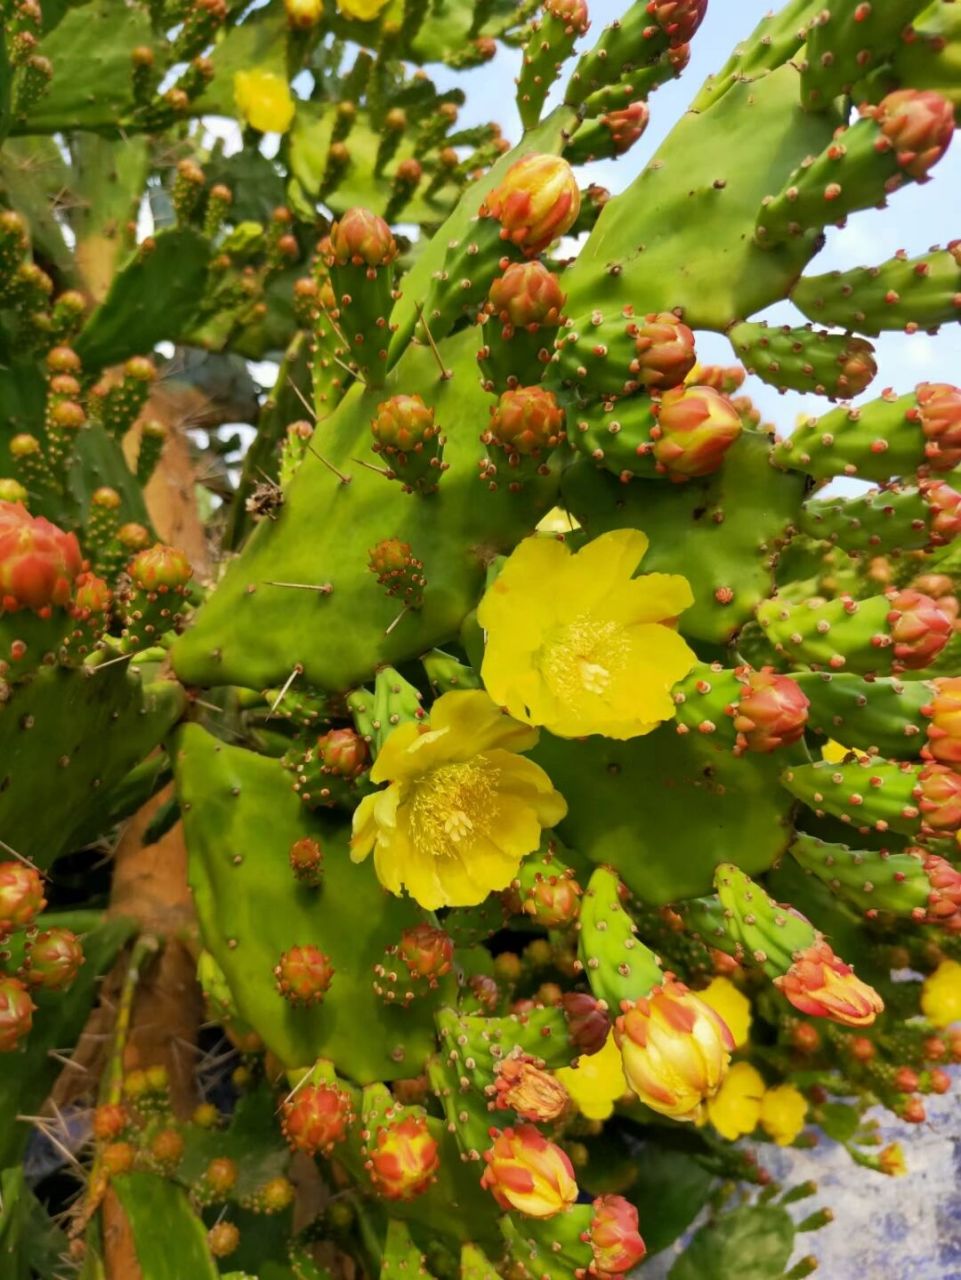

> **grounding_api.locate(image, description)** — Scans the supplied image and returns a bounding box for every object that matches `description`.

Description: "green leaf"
[622,1141,715,1256]
[0,1167,68,1280]
[111,1173,217,1280]
[669,1205,795,1280]
[814,1101,860,1145]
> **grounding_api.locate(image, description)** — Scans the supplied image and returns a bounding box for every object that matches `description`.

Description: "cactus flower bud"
[367,1112,439,1200]
[487,261,566,335]
[603,101,650,155]
[0,502,82,614]
[485,386,566,462]
[585,1194,647,1276]
[368,539,425,608]
[917,383,961,471]
[289,836,323,886]
[615,977,733,1121]
[129,544,192,592]
[0,480,27,505]
[885,589,952,670]
[0,976,35,1051]
[314,727,369,777]
[274,945,334,1005]
[370,394,446,493]
[481,154,581,255]
[774,940,884,1026]
[71,572,112,621]
[118,523,151,551]
[630,312,697,391]
[561,992,612,1056]
[0,861,45,936]
[513,869,582,926]
[878,1143,907,1177]
[284,0,322,26]
[647,0,707,43]
[480,1124,577,1217]
[651,385,742,479]
[102,1141,136,1175]
[207,1222,239,1259]
[730,669,810,754]
[397,923,454,983]
[491,1053,570,1122]
[24,927,83,990]
[281,1082,353,1154]
[920,477,961,545]
[923,677,961,765]
[915,762,961,832]
[92,1103,127,1140]
[870,89,955,181]
[546,0,590,34]
[327,208,397,270]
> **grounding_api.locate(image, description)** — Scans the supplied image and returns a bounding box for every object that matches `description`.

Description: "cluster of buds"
[274,944,334,1006]
[728,668,810,755]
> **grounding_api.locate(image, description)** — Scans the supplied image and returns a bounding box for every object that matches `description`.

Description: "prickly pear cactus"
[3,0,961,1274]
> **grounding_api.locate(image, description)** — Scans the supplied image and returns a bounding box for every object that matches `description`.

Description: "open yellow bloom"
[705,1061,764,1141]
[696,977,752,1050]
[478,529,696,739]
[921,958,961,1028]
[759,1083,808,1146]
[350,691,566,910]
[234,70,296,134]
[556,1032,629,1121]
[337,0,391,17]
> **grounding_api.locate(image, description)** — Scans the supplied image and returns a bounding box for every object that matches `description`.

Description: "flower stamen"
[409,760,499,859]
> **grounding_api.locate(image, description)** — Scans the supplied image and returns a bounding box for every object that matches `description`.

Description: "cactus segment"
[792,243,961,336]
[110,1172,218,1279]
[797,480,961,555]
[517,0,590,131]
[788,832,932,919]
[177,724,444,1079]
[578,866,662,1008]
[728,321,876,399]
[794,671,931,759]
[780,756,930,838]
[800,0,934,111]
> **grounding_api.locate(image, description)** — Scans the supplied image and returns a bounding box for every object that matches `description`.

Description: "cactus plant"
[3,0,961,1274]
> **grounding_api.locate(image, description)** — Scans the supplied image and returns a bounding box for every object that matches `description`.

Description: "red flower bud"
[397,923,454,983]
[915,762,961,831]
[731,669,809,754]
[871,89,955,181]
[886,589,952,670]
[0,975,35,1051]
[837,337,878,397]
[481,154,581,255]
[929,1067,952,1094]
[630,312,697,391]
[602,101,650,155]
[651,385,742,479]
[894,1065,919,1093]
[289,836,323,886]
[790,1022,822,1055]
[561,992,612,1056]
[921,478,961,544]
[71,572,112,621]
[487,261,566,335]
[118,522,152,551]
[0,502,82,614]
[900,1095,926,1124]
[367,1112,439,1200]
[586,1194,647,1276]
[92,1103,128,1141]
[371,394,438,455]
[490,1052,570,1122]
[24,927,83,990]
[545,0,590,34]
[513,869,582,927]
[0,861,45,936]
[646,0,707,43]
[368,539,425,608]
[129,544,192,592]
[916,382,961,471]
[848,1035,875,1063]
[281,1081,353,1154]
[326,207,397,269]
[923,677,961,766]
[313,727,369,778]
[485,386,566,462]
[774,940,884,1027]
[922,852,961,927]
[480,1124,577,1217]
[274,945,334,1005]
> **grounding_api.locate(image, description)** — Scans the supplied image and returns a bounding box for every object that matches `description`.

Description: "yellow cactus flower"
[336,0,391,19]
[696,977,752,1050]
[478,529,696,739]
[284,0,323,26]
[556,1032,629,1121]
[705,1061,764,1141]
[350,691,567,910]
[234,70,296,134]
[759,1083,808,1146]
[921,958,961,1028]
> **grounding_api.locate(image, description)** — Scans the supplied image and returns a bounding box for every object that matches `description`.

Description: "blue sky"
[434,0,961,443]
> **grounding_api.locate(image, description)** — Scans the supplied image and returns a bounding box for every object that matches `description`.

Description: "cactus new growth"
[3,0,961,1272]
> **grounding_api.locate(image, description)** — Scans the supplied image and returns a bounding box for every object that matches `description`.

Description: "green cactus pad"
[794,671,930,759]
[110,1173,218,1280]
[176,723,444,1080]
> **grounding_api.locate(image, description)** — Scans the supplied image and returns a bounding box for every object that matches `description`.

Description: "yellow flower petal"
[233,69,295,134]
[705,1061,764,1141]
[921,959,961,1028]
[429,689,540,757]
[559,528,649,610]
[759,1084,808,1146]
[556,1033,628,1121]
[602,573,695,626]
[697,977,752,1050]
[336,0,390,19]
